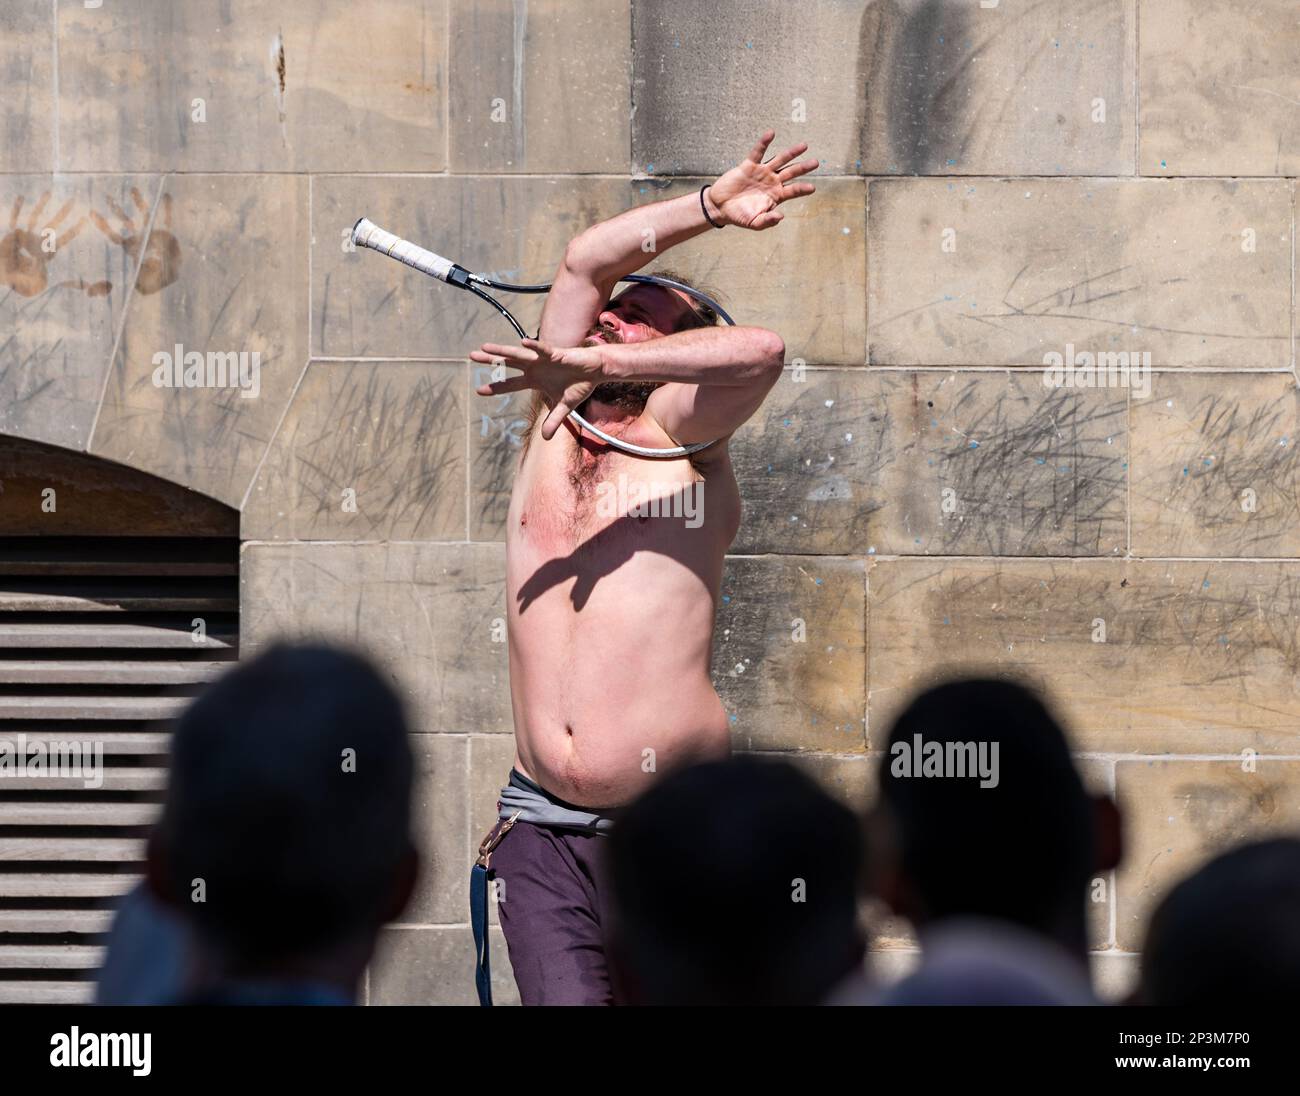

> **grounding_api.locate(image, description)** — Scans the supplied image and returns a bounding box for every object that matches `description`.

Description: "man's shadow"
[516,487,716,613]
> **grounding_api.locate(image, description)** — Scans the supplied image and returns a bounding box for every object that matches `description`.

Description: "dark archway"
[0,435,239,1003]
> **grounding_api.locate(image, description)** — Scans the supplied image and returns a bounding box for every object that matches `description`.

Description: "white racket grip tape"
[351,217,456,283]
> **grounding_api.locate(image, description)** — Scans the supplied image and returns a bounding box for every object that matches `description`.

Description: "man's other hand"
[472,338,603,439]
[705,130,818,231]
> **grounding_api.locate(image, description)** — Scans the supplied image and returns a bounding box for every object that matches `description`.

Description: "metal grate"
[0,537,238,1003]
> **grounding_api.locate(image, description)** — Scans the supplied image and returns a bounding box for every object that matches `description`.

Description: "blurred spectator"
[605,757,865,1005]
[829,918,1097,1005]
[142,643,418,1005]
[1138,837,1300,1006]
[845,677,1122,1005]
[95,881,189,1005]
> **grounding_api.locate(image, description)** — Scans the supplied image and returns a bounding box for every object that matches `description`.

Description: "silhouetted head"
[1139,837,1300,1005]
[870,677,1121,963]
[147,643,417,995]
[606,757,866,1005]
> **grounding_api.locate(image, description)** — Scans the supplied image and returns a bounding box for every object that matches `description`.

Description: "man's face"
[581,285,701,412]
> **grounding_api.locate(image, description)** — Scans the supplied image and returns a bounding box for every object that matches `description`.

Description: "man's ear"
[383,843,420,924]
[864,806,911,917]
[1092,795,1123,874]
[143,826,180,912]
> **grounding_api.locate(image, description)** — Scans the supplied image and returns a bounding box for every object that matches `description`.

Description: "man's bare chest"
[511,442,733,556]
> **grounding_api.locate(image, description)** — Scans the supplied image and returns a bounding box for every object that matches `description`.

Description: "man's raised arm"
[535,188,719,348]
[536,130,817,348]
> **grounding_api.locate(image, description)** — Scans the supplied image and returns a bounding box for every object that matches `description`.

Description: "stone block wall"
[4,0,1298,1003]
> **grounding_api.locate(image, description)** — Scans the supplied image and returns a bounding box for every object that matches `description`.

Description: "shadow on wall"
[859,0,977,175]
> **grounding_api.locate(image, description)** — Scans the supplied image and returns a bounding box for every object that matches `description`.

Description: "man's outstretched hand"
[705,131,818,231]
[472,338,603,439]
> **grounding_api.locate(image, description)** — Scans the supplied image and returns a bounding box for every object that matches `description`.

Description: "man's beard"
[587,380,661,412]
[582,324,659,411]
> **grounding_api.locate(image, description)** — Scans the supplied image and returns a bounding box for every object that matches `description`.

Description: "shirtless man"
[471,132,818,1005]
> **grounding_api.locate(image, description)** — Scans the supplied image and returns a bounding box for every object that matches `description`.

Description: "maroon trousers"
[489,818,622,1006]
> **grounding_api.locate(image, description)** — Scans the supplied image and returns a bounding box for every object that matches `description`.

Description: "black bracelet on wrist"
[699,184,724,229]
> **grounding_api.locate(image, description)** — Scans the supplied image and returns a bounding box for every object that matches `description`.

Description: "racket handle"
[351,217,461,284]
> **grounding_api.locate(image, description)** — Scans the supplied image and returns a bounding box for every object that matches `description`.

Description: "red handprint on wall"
[90,188,181,295]
[0,192,109,298]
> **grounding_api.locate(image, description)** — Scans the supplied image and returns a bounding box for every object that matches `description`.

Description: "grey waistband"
[498,768,618,834]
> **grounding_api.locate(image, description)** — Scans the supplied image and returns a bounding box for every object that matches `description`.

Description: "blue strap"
[470,861,493,1007]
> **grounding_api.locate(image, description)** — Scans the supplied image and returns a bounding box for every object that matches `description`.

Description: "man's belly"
[506,552,732,808]
[512,674,731,809]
